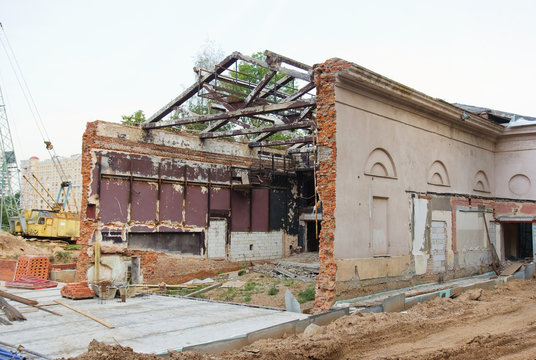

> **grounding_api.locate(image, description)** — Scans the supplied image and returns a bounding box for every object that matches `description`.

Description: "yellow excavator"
[12,172,80,241]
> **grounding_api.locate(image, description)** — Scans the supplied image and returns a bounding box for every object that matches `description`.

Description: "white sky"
[0,0,534,162]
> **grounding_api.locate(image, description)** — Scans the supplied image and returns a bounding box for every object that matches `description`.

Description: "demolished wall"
[76,121,302,282]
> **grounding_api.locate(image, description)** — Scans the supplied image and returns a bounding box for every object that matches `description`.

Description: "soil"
[197,270,316,310]
[0,231,79,263]
[64,278,536,360]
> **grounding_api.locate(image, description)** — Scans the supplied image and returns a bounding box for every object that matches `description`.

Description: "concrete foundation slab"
[0,283,309,358]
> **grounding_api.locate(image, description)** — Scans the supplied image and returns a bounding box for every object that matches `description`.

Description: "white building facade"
[20,154,82,212]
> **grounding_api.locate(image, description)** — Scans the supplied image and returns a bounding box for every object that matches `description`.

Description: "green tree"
[121,110,146,126]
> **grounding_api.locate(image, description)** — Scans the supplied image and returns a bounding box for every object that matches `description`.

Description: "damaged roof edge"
[334,65,505,138]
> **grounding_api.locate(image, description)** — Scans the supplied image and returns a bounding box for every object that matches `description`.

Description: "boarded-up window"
[251,188,269,231]
[100,178,129,223]
[231,190,250,231]
[210,187,230,211]
[160,183,184,223]
[131,181,157,222]
[372,197,388,255]
[185,186,208,227]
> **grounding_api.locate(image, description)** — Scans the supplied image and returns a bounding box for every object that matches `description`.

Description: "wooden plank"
[0,297,26,321]
[143,99,315,130]
[54,300,115,329]
[501,262,523,276]
[0,308,38,316]
[184,283,222,298]
[483,214,500,275]
[0,289,38,306]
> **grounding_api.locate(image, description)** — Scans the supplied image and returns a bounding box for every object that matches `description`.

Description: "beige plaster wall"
[333,83,496,267]
[494,128,536,200]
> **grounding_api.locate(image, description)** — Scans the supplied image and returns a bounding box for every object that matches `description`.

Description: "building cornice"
[335,65,505,140]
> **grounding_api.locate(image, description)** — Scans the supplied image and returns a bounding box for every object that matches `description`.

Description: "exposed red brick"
[76,121,251,282]
[313,58,352,312]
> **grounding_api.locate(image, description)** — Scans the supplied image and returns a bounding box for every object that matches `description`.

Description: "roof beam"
[233,52,311,82]
[145,54,238,123]
[199,121,314,139]
[264,50,312,71]
[248,136,313,148]
[142,99,316,130]
[244,70,276,106]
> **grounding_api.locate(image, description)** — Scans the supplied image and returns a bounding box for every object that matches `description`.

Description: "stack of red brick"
[61,281,95,299]
[14,255,50,281]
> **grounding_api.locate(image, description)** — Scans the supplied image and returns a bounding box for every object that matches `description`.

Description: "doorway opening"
[503,222,533,260]
[305,220,320,252]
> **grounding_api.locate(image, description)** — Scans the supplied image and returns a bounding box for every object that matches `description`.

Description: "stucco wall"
[333,84,496,263]
[494,127,536,200]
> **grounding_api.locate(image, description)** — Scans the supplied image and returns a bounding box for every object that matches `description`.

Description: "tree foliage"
[121,110,146,126]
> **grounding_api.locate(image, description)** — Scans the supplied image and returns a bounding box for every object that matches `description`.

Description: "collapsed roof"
[142,50,316,151]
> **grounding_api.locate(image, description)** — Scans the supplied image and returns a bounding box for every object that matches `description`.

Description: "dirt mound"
[0,231,50,258]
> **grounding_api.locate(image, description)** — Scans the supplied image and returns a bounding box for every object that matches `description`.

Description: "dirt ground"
[0,231,79,263]
[177,270,316,310]
[65,277,536,360]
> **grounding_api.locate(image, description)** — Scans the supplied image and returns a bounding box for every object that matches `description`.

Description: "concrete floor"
[0,283,309,359]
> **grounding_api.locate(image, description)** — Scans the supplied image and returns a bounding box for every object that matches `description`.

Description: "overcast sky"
[0,0,534,162]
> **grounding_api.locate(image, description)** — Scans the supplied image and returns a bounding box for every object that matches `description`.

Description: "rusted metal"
[248,136,313,148]
[143,99,315,130]
[146,54,238,123]
[143,50,316,150]
[199,121,314,139]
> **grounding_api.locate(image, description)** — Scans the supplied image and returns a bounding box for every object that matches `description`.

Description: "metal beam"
[199,121,314,139]
[248,136,313,148]
[264,50,312,71]
[145,54,238,123]
[283,82,315,102]
[233,53,311,82]
[142,99,316,130]
[244,70,276,106]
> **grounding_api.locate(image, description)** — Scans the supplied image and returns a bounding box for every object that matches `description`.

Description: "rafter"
[145,54,238,123]
[142,99,315,130]
[248,136,313,148]
[199,121,314,139]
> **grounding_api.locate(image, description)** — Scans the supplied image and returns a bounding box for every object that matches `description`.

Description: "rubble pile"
[253,260,319,282]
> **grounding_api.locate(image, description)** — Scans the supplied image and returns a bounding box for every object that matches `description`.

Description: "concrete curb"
[168,308,349,355]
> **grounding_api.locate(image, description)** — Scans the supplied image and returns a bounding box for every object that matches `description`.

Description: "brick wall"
[76,121,274,281]
[229,231,283,261]
[313,58,351,312]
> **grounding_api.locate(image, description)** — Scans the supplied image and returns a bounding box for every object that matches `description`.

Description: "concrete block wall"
[207,219,227,259]
[229,231,283,261]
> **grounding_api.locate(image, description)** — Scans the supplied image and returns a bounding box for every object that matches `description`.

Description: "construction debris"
[61,281,95,300]
[0,289,38,306]
[6,275,58,290]
[54,300,114,329]
[253,261,318,282]
[0,297,26,321]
